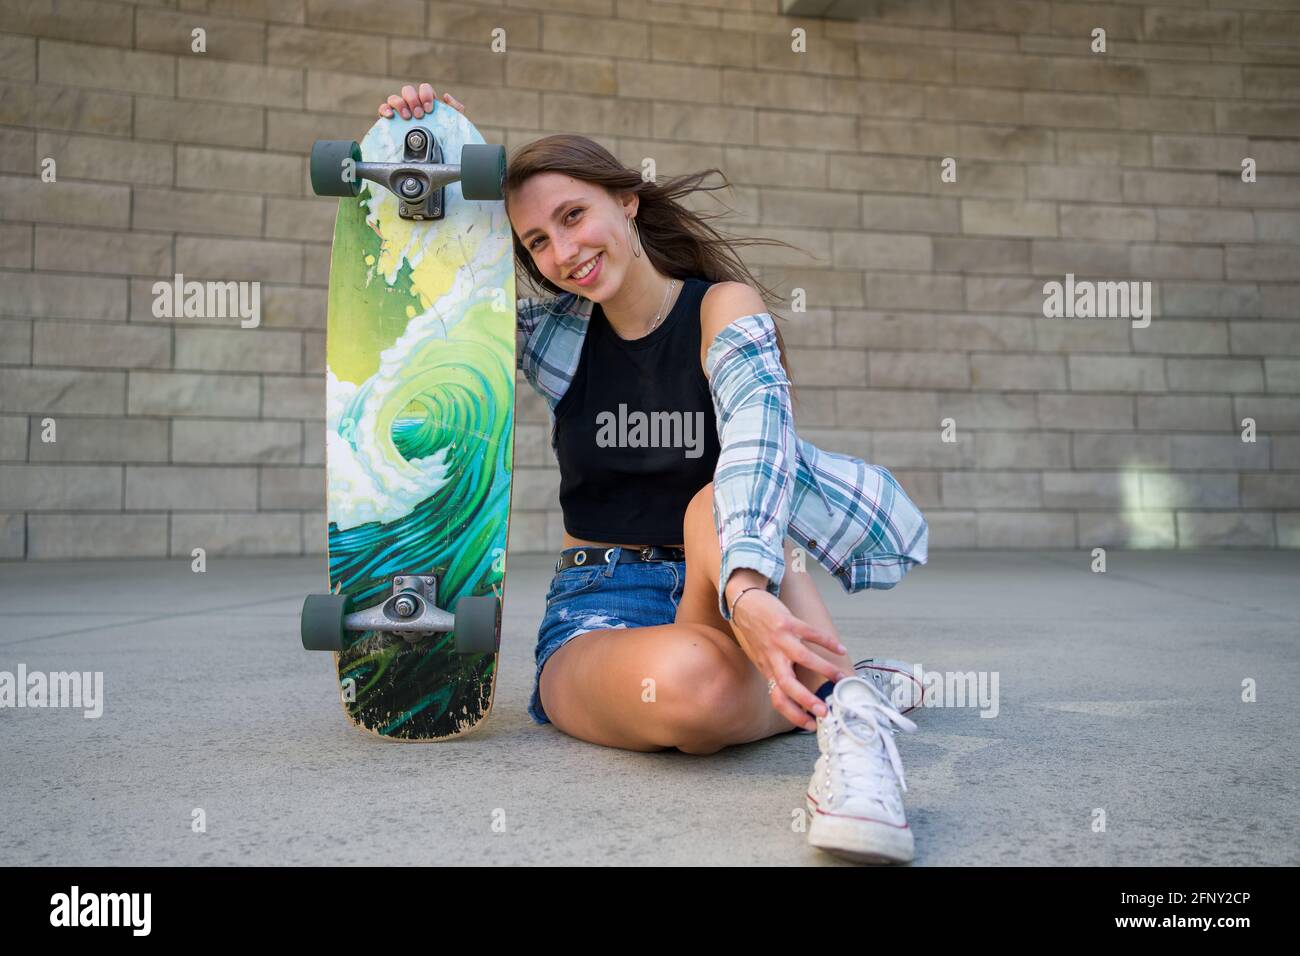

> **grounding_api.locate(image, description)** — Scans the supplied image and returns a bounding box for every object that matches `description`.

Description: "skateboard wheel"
[310,140,362,197]
[459,144,506,201]
[301,593,348,651]
[454,593,500,655]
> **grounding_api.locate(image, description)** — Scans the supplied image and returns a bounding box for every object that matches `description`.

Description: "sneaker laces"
[826,680,917,806]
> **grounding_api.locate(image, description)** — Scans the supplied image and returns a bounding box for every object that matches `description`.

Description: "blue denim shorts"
[528,546,686,725]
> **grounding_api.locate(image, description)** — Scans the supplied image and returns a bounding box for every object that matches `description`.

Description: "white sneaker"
[805,676,918,864]
[854,658,924,715]
[791,658,921,736]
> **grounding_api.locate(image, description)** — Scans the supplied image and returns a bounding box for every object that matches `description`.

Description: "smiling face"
[509,172,636,299]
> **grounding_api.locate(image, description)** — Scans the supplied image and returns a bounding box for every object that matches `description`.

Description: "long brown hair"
[504,134,804,406]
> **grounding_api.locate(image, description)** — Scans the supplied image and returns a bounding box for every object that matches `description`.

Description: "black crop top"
[553,276,723,544]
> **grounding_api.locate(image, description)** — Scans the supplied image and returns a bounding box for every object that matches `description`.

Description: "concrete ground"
[1,549,1296,866]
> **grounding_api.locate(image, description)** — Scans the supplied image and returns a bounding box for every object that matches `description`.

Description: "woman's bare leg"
[538,482,853,753]
[539,619,758,753]
[673,483,854,742]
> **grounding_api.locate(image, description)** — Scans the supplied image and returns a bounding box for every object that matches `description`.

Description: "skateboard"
[300,103,514,741]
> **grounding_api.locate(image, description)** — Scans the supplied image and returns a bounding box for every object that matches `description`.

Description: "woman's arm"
[705,307,847,731]
[515,295,574,403]
[516,297,545,374]
[704,309,797,623]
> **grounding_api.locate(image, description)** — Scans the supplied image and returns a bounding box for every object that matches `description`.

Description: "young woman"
[377,84,930,863]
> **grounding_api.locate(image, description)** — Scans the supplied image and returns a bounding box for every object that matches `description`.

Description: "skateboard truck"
[347,574,448,639]
[301,576,499,655]
[309,128,506,221]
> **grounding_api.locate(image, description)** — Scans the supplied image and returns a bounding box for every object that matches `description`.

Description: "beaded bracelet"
[729,585,766,620]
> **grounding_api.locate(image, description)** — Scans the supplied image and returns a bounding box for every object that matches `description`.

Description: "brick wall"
[0,0,1297,559]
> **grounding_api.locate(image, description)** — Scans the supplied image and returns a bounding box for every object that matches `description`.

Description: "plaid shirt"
[517,293,929,622]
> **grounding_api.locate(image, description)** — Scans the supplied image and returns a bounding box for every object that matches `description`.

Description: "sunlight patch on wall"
[1116,461,1177,548]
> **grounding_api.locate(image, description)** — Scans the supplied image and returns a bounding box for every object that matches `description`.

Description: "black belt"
[555,545,686,573]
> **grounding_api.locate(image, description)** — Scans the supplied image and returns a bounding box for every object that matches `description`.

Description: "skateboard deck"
[305,104,514,740]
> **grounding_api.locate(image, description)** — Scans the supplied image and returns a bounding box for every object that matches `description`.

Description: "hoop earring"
[626,215,643,259]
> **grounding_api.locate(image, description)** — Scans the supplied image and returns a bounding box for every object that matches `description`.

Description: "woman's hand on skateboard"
[379,83,465,120]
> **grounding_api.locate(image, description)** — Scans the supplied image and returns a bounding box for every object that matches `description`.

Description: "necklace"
[614,277,676,341]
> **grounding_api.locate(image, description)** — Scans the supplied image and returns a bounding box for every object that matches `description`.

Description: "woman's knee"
[683,481,715,538]
[651,625,759,749]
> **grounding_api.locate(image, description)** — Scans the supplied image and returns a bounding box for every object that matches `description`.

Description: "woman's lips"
[570,252,602,286]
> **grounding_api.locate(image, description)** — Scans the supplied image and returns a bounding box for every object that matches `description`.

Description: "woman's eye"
[528,208,581,251]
